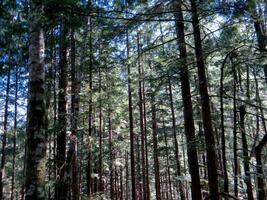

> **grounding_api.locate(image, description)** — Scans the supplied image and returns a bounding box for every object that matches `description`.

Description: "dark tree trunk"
[239,106,254,200]
[220,55,229,194]
[167,77,185,200]
[70,28,80,200]
[151,100,161,200]
[142,62,150,200]
[126,28,136,200]
[173,1,202,199]
[137,32,147,200]
[0,62,10,200]
[190,0,219,198]
[233,60,238,198]
[163,119,173,200]
[253,69,267,200]
[87,11,93,196]
[25,1,47,199]
[55,19,68,200]
[11,66,18,200]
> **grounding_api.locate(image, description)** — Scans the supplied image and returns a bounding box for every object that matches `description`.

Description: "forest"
[0,0,266,199]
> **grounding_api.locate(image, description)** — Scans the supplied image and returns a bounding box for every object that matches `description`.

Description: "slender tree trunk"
[142,61,150,200]
[70,28,79,200]
[239,106,254,200]
[109,110,115,200]
[137,32,147,200]
[11,65,18,200]
[220,56,229,194]
[190,0,219,198]
[126,27,136,200]
[233,61,238,198]
[173,1,202,199]
[87,10,93,196]
[163,119,173,200]
[0,62,10,200]
[253,69,267,200]
[151,100,161,200]
[167,77,185,200]
[55,19,68,200]
[25,1,47,199]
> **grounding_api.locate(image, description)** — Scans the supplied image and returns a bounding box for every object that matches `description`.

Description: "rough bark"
[25,1,47,199]
[173,1,202,199]
[70,28,79,200]
[239,106,254,200]
[190,0,219,198]
[55,19,68,200]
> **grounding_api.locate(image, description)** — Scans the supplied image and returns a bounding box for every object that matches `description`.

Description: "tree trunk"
[253,69,267,200]
[190,0,219,198]
[137,32,147,200]
[70,28,79,200]
[151,100,161,200]
[126,28,136,200]
[173,1,202,199]
[55,19,68,200]
[0,61,10,200]
[233,59,238,198]
[87,9,93,196]
[239,106,254,200]
[163,119,173,200]
[220,55,229,194]
[11,65,18,200]
[167,77,185,200]
[25,1,47,199]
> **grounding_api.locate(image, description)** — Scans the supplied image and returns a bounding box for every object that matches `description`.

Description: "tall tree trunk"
[70,28,79,200]
[25,1,47,199]
[87,8,93,196]
[173,1,202,199]
[98,66,103,192]
[137,32,147,200]
[233,60,238,198]
[220,55,229,194]
[109,111,115,200]
[55,19,68,200]
[11,65,18,200]
[0,62,10,200]
[163,119,173,200]
[253,69,267,200]
[190,0,219,198]
[167,77,185,200]
[239,106,254,200]
[142,61,150,200]
[126,27,136,200]
[151,100,161,200]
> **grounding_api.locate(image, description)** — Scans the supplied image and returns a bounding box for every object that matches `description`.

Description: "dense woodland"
[0,0,267,199]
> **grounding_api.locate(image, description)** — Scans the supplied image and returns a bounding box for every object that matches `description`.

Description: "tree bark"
[0,61,10,200]
[190,0,219,198]
[151,100,161,200]
[25,1,47,199]
[173,1,202,199]
[126,27,136,200]
[239,106,254,200]
[70,28,79,200]
[55,18,68,200]
[11,65,18,200]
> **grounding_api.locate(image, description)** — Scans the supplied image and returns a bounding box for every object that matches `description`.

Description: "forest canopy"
[0,0,266,200]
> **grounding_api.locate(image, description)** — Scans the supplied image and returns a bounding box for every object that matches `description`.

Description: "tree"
[25,1,47,199]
